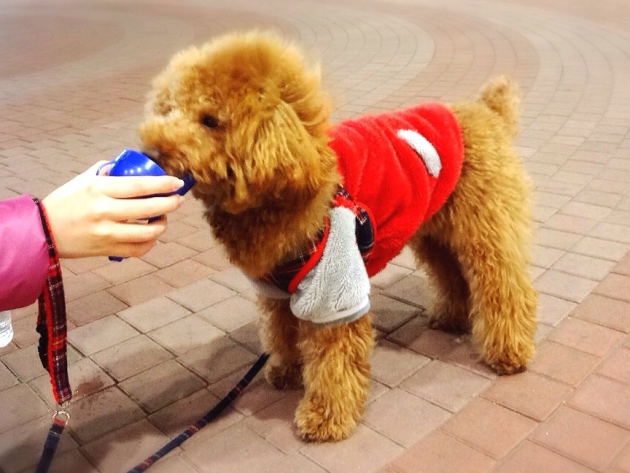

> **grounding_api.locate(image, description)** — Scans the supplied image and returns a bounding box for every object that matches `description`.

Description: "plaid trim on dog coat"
[252,102,463,326]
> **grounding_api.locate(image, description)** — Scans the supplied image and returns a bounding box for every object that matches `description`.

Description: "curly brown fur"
[139,31,536,441]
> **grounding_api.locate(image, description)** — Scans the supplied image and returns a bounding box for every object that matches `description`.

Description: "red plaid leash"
[33,198,72,473]
[33,198,72,405]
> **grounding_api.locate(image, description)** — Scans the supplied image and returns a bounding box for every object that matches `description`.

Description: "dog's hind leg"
[295,314,375,442]
[408,234,471,333]
[455,223,537,375]
[259,297,303,390]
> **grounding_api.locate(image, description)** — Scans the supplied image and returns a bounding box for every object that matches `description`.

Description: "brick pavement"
[0,0,629,471]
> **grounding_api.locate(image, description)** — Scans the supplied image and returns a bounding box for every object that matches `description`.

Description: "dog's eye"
[200,115,219,129]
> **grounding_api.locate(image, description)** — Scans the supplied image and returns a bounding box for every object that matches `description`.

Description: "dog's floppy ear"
[241,97,336,206]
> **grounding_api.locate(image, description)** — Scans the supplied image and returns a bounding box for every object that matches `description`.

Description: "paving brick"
[212,371,288,417]
[613,442,630,473]
[196,295,259,333]
[166,279,236,312]
[493,441,594,473]
[370,339,431,387]
[528,340,600,387]
[614,253,630,276]
[182,423,285,472]
[597,347,630,384]
[533,406,629,470]
[119,359,206,413]
[390,430,495,473]
[547,316,624,356]
[569,375,630,429]
[148,314,226,356]
[140,241,198,269]
[0,362,18,390]
[107,275,176,306]
[46,450,99,473]
[570,294,630,332]
[92,258,157,285]
[441,397,537,459]
[149,388,242,439]
[552,252,617,280]
[82,419,174,473]
[382,274,434,309]
[178,338,258,384]
[66,289,128,326]
[242,391,304,454]
[67,387,146,444]
[389,318,461,358]
[400,360,492,413]
[68,315,139,356]
[594,273,630,303]
[363,388,451,447]
[117,296,192,332]
[482,371,572,421]
[536,293,577,326]
[92,334,171,381]
[301,423,405,473]
[572,237,630,262]
[152,258,216,289]
[533,269,599,302]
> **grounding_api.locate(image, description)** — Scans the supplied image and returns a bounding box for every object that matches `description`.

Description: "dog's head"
[139,31,337,214]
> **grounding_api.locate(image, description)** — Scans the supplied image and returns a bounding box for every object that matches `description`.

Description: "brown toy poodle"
[139,31,537,442]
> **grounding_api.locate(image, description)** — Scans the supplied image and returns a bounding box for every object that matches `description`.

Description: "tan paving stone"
[441,397,537,460]
[547,316,624,356]
[390,430,495,473]
[117,296,192,332]
[119,359,206,413]
[400,360,493,413]
[91,335,174,382]
[301,423,404,473]
[363,388,451,447]
[68,315,139,356]
[493,441,594,473]
[82,419,175,473]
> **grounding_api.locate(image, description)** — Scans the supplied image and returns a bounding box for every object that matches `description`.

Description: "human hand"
[42,162,185,259]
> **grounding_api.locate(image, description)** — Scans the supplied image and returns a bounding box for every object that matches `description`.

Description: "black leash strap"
[128,352,269,473]
[35,410,70,473]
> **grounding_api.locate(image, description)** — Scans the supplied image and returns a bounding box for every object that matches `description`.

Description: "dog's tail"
[477,75,520,138]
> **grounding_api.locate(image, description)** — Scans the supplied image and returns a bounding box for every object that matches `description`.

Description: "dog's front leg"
[259,297,304,390]
[295,314,375,442]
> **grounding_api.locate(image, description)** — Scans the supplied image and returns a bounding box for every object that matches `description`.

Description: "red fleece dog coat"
[330,102,464,276]
[255,102,464,326]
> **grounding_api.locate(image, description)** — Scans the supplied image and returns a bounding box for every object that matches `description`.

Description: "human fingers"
[108,240,158,258]
[106,194,184,221]
[95,175,185,199]
[105,216,169,244]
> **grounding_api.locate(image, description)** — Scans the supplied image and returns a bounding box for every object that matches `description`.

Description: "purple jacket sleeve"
[0,195,48,310]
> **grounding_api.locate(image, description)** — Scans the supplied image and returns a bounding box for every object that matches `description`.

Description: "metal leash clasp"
[52,407,70,427]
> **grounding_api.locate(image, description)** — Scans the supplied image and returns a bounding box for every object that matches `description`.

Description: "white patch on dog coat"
[248,206,371,326]
[397,129,442,177]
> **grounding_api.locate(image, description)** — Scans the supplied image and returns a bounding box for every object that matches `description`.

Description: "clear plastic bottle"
[0,310,13,347]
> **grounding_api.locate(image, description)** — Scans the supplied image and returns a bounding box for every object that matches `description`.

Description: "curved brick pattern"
[1,0,630,472]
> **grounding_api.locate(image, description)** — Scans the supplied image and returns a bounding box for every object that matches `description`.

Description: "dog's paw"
[295,397,358,442]
[264,362,303,390]
[428,315,469,333]
[490,360,526,376]
[484,346,532,375]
